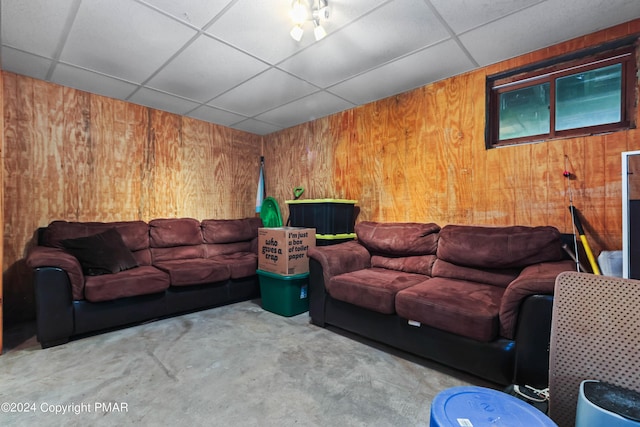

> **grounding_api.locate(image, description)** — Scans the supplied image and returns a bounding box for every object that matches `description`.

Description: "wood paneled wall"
[3,20,640,326]
[264,20,640,257]
[2,74,262,323]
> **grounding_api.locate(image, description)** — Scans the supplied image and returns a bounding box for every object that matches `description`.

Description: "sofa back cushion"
[436,225,564,270]
[355,221,440,256]
[43,220,151,266]
[431,259,520,288]
[149,218,204,261]
[205,241,255,257]
[371,255,437,276]
[202,218,262,243]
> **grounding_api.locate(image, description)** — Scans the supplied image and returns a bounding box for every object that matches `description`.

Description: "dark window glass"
[487,42,636,148]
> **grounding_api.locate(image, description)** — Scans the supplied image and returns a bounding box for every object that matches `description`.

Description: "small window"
[487,41,637,148]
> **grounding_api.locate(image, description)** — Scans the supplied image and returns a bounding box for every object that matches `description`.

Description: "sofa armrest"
[307,240,371,283]
[27,246,85,300]
[499,260,575,339]
[33,267,75,348]
[513,294,554,388]
[307,241,370,327]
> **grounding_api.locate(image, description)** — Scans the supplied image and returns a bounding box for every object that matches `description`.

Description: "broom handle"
[569,206,601,275]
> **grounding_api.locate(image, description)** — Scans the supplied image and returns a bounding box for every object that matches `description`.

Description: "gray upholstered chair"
[548,271,640,427]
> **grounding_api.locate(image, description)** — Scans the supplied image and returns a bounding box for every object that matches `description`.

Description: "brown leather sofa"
[308,221,575,386]
[26,217,262,348]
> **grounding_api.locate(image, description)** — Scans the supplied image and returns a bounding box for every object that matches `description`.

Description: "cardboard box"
[258,227,315,275]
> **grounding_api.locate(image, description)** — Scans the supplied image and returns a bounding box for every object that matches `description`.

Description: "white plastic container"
[598,250,623,277]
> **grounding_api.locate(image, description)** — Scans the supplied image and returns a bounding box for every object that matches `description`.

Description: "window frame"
[486,39,638,149]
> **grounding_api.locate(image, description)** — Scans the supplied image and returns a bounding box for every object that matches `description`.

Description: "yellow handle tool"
[569,206,600,275]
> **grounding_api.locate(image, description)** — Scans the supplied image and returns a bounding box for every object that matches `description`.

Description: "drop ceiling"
[2,0,640,135]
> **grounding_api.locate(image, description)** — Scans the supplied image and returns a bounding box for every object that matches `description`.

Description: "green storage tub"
[257,269,309,317]
[316,233,356,246]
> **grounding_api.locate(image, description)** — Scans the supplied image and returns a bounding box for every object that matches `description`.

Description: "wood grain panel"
[513,144,533,225]
[217,125,261,218]
[331,111,359,202]
[529,142,549,226]
[405,87,433,223]
[604,132,628,250]
[423,81,449,224]
[62,87,91,219]
[2,73,261,324]
[146,109,182,220]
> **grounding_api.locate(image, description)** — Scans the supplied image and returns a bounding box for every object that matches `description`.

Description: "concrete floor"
[1,300,491,426]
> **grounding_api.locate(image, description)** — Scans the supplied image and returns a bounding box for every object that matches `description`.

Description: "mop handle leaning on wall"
[568,205,601,275]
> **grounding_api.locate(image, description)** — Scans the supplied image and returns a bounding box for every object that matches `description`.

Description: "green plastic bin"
[286,199,357,234]
[257,269,309,317]
[316,233,356,246]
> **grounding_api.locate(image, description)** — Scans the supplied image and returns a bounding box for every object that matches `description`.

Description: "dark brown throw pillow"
[61,228,138,276]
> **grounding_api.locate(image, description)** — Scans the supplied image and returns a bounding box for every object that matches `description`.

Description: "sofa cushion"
[84,266,170,302]
[204,241,254,257]
[209,252,258,279]
[61,228,139,276]
[431,259,520,288]
[149,218,202,247]
[327,268,429,314]
[371,254,437,276]
[151,245,206,263]
[355,221,440,256]
[395,278,505,342]
[154,259,230,286]
[44,220,149,250]
[437,225,564,269]
[202,218,262,243]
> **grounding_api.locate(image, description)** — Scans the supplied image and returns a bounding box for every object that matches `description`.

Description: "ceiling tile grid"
[1,0,639,135]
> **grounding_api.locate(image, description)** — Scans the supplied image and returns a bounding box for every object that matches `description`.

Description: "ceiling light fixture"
[289,0,330,42]
[313,20,326,41]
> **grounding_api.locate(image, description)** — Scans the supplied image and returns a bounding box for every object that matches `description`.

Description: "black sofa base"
[316,295,515,385]
[34,267,260,348]
[309,259,553,387]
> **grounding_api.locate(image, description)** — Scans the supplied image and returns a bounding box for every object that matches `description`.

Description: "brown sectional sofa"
[26,217,263,348]
[308,221,575,386]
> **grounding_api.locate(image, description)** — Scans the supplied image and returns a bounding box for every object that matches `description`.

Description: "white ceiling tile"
[0,47,52,80]
[51,64,138,99]
[0,0,77,58]
[278,0,450,87]
[461,0,640,67]
[207,0,389,64]
[139,0,234,29]
[59,0,197,82]
[230,119,282,136]
[188,105,248,127]
[209,68,319,116]
[256,91,355,128]
[128,87,201,115]
[429,0,544,34]
[329,39,476,105]
[146,35,269,102]
[319,0,393,28]
[205,0,308,64]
